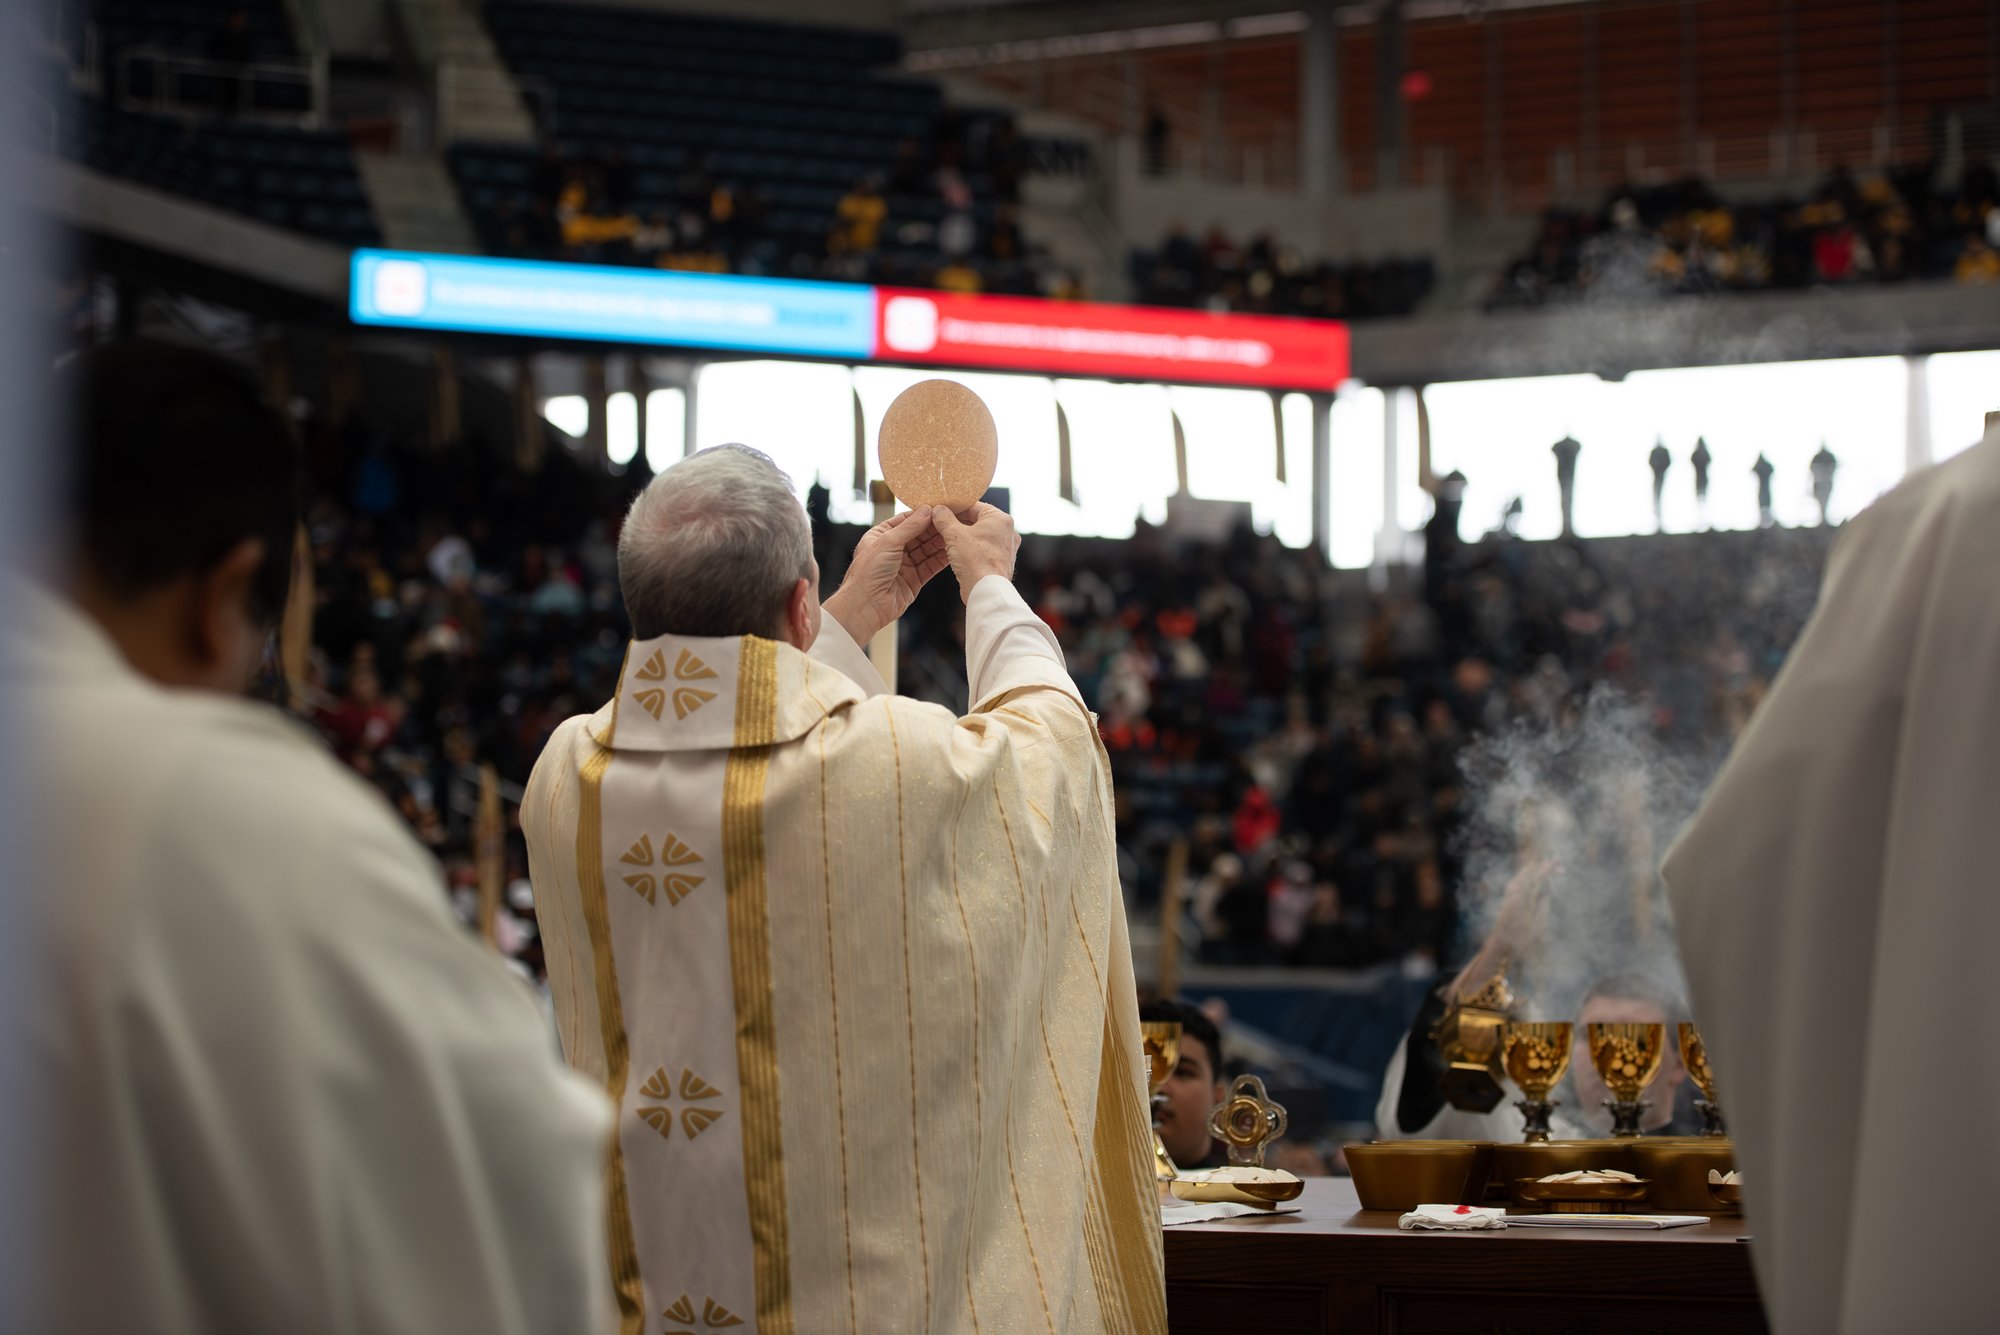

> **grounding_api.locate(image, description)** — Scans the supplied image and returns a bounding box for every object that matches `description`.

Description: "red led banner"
[872,288,1350,391]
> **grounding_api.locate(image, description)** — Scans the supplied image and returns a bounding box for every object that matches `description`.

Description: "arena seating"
[1131,228,1437,321]
[90,0,312,115]
[90,0,298,63]
[62,95,380,247]
[453,2,1026,284]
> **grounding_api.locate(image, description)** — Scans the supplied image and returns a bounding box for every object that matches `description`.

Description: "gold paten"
[1512,1177,1651,1213]
[1168,1169,1305,1209]
[1492,1140,1639,1207]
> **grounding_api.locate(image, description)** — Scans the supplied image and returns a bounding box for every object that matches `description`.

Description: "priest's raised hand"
[929,500,1023,600]
[820,505,949,645]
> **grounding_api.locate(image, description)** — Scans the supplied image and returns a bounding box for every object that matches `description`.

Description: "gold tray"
[1512,1178,1650,1214]
[1169,1170,1305,1209]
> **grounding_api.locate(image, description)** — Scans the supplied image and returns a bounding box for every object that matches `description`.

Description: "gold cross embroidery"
[617,832,706,906]
[663,1293,744,1331]
[630,648,721,720]
[636,1065,725,1141]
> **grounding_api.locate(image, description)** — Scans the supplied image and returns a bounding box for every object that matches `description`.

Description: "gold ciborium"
[1430,970,1515,1113]
[1207,1073,1289,1168]
[1678,1022,1727,1137]
[1141,1021,1181,1181]
[1587,1022,1667,1137]
[1501,1022,1574,1142]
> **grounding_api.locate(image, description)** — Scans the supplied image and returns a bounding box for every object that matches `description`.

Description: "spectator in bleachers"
[934,156,976,258]
[1490,160,2000,308]
[1955,233,2000,284]
[1133,225,1435,321]
[828,175,887,258]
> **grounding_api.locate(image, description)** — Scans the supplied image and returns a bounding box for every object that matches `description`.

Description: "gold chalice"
[1587,1022,1667,1137]
[1141,1021,1181,1181]
[1678,1022,1728,1138]
[1501,1022,1573,1142]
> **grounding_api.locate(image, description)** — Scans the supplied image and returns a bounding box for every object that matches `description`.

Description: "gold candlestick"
[1141,1021,1181,1181]
[1678,1022,1728,1137]
[1587,1022,1667,1137]
[1501,1021,1574,1142]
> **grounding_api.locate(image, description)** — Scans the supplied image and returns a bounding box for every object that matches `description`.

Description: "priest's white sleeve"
[809,613,889,697]
[964,574,1084,712]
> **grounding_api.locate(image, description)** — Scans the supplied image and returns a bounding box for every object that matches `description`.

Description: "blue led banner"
[349,250,878,359]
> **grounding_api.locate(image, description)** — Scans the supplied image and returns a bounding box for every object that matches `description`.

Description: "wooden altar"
[1165,1177,1768,1334]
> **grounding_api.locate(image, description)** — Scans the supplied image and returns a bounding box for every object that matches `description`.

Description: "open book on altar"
[1507,1214,1709,1230]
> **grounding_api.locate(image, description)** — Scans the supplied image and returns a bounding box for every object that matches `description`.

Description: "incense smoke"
[1450,688,1707,1020]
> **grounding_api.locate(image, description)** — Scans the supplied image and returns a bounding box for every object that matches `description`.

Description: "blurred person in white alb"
[9,340,611,1335]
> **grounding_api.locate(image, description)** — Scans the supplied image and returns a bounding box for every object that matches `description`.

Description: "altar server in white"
[1666,416,2000,1334]
[16,341,611,1335]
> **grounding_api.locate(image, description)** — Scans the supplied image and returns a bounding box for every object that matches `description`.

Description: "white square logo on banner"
[372,260,429,317]
[882,295,939,353]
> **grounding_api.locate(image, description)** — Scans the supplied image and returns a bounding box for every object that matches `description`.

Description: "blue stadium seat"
[60,95,380,247]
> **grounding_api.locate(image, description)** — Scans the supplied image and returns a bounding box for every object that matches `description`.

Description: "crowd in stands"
[897,500,1827,977]
[292,414,630,980]
[1489,160,2000,308]
[1132,227,1436,321]
[293,407,1830,987]
[480,113,1083,298]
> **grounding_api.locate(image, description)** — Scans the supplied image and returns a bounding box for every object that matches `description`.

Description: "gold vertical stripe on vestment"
[813,706,860,1335]
[1094,1006,1169,1334]
[943,773,986,1335]
[725,636,793,1334]
[577,740,646,1334]
[883,702,936,1320]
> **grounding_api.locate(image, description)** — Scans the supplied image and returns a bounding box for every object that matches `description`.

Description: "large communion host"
[524,444,1166,1335]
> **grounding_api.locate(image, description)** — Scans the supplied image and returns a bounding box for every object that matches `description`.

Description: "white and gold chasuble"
[524,577,1166,1335]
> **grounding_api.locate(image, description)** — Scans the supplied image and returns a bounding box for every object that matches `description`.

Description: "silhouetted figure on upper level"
[1810,443,1838,526]
[1649,438,1672,530]
[1552,434,1582,537]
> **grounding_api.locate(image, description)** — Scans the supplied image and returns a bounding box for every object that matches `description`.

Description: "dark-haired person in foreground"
[9,340,610,1334]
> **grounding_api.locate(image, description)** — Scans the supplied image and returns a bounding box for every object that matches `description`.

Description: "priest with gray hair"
[524,444,1166,1334]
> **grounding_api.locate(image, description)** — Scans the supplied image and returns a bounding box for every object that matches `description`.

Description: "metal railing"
[114,45,324,128]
